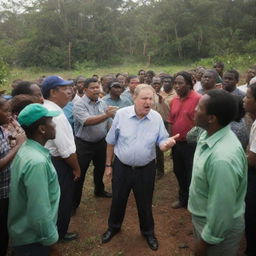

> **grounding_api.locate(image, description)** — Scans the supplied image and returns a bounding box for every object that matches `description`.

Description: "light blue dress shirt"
[121,89,133,105]
[102,94,131,108]
[106,106,169,166]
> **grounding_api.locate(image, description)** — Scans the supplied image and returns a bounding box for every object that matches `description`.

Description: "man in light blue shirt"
[121,75,140,105]
[102,81,131,109]
[101,84,179,251]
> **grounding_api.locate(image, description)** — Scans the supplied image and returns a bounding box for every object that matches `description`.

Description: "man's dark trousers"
[73,137,106,209]
[172,141,196,207]
[108,157,156,235]
[51,157,74,240]
[245,166,256,256]
[13,243,49,256]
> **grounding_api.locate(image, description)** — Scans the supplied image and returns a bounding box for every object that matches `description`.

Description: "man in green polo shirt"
[188,90,247,256]
[8,104,61,256]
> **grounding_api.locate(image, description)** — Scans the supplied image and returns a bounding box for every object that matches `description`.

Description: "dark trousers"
[13,243,49,256]
[0,198,8,256]
[172,141,196,206]
[51,157,74,240]
[156,146,164,177]
[108,157,156,236]
[73,137,106,209]
[245,166,256,256]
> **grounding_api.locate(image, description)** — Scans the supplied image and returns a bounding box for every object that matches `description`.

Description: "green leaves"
[0,0,255,68]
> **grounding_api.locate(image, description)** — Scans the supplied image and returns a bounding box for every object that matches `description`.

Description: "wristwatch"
[105,164,112,167]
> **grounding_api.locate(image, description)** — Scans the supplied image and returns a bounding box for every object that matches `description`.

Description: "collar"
[44,99,63,111]
[26,139,50,157]
[199,125,230,149]
[127,106,152,120]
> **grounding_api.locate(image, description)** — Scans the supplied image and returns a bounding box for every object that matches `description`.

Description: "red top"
[169,90,201,141]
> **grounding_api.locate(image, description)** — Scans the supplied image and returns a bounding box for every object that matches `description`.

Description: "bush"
[195,54,256,70]
[0,59,10,85]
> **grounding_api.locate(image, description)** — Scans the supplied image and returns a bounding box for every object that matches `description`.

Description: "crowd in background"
[1,62,256,255]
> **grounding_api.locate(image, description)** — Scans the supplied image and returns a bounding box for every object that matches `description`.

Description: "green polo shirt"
[8,139,60,246]
[188,125,247,245]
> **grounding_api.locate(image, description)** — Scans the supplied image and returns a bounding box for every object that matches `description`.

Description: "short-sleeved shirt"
[106,106,169,166]
[44,100,76,158]
[169,90,201,140]
[73,95,112,142]
[0,126,11,199]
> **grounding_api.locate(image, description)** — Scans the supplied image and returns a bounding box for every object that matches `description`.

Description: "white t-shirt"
[238,84,248,93]
[44,99,76,158]
[194,81,202,92]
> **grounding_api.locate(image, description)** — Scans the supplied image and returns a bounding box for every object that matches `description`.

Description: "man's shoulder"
[190,90,202,99]
[102,94,110,100]
[149,108,162,119]
[14,144,47,166]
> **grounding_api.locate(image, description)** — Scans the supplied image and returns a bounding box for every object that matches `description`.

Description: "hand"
[194,239,209,256]
[104,166,112,180]
[72,168,81,181]
[15,132,26,146]
[106,106,119,118]
[163,133,180,149]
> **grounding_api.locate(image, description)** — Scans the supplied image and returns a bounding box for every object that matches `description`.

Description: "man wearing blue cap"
[8,104,61,256]
[41,75,81,242]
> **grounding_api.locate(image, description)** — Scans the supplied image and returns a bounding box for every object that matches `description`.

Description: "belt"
[120,159,154,170]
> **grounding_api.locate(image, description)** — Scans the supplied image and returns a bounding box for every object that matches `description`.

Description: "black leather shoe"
[94,191,112,198]
[145,235,158,251]
[101,229,119,243]
[59,232,78,242]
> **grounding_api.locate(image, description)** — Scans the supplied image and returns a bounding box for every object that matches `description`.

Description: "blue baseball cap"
[41,75,73,96]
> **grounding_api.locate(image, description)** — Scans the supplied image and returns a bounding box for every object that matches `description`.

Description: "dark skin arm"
[84,106,117,125]
[0,132,26,171]
[63,153,81,181]
[248,151,256,167]
[104,143,115,179]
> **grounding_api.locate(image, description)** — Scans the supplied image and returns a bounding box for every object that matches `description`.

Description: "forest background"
[0,0,256,86]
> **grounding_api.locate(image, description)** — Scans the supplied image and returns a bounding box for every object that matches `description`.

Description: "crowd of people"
[0,62,256,256]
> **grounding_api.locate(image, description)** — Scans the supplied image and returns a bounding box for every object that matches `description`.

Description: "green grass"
[1,60,250,93]
[0,63,190,93]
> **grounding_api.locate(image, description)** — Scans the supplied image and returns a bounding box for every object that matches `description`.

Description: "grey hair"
[133,84,154,97]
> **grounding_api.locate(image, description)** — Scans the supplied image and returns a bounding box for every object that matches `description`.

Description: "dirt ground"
[58,154,245,256]
[58,154,194,256]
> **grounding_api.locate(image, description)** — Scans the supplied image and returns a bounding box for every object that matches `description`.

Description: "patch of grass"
[2,63,190,92]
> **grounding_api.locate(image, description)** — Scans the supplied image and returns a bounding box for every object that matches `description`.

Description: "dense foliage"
[0,0,255,68]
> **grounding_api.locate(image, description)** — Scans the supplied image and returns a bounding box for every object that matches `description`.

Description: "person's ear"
[38,124,46,135]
